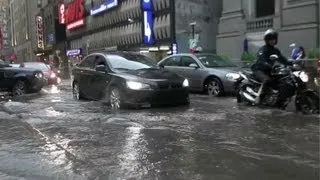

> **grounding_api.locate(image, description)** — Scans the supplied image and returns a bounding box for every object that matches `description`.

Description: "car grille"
[158,83,182,89]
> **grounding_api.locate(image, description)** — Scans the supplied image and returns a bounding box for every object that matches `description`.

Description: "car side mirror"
[95,65,106,72]
[269,54,279,61]
[189,63,199,68]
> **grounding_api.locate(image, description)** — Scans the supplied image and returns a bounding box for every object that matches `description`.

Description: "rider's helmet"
[264,29,278,45]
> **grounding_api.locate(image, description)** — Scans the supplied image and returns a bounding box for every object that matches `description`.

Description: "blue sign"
[66,49,82,56]
[48,34,55,44]
[172,43,178,54]
[142,0,153,11]
[90,0,118,16]
[143,11,154,45]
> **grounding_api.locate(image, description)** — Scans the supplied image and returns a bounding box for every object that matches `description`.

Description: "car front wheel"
[72,82,82,100]
[12,80,27,96]
[109,87,123,110]
[204,78,224,97]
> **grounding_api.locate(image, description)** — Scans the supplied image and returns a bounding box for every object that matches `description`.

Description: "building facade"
[0,0,13,59]
[60,0,222,61]
[36,0,67,64]
[9,0,40,62]
[217,0,320,59]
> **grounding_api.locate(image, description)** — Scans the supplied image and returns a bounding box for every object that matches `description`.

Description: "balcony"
[246,16,273,32]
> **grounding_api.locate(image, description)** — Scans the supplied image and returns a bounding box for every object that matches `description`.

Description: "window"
[79,56,95,69]
[180,56,198,67]
[21,63,50,70]
[94,55,107,68]
[256,0,275,17]
[106,54,157,70]
[196,54,236,67]
[161,56,180,66]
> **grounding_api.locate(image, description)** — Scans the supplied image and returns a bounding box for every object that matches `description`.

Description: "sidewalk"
[0,108,85,180]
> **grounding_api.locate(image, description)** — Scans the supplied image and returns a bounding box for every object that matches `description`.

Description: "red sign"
[10,54,16,60]
[58,3,66,24]
[59,0,85,30]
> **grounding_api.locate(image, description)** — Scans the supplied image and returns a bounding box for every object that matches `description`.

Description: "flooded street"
[0,81,319,180]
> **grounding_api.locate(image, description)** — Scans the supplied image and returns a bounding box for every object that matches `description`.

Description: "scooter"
[235,54,319,114]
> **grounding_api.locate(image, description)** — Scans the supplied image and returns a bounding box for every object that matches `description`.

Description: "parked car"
[0,60,45,96]
[20,62,61,85]
[158,53,240,96]
[71,51,190,109]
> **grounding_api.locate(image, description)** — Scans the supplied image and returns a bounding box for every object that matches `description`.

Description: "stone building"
[9,0,40,62]
[60,0,222,61]
[35,0,67,63]
[217,0,320,59]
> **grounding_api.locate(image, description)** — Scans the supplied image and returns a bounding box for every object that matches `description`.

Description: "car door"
[0,68,13,90]
[0,68,5,90]
[178,56,203,90]
[77,56,95,98]
[159,56,181,75]
[91,55,112,100]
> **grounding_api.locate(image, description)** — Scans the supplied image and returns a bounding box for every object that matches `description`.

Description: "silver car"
[158,53,240,96]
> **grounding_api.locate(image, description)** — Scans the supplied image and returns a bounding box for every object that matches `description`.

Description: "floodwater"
[0,81,319,180]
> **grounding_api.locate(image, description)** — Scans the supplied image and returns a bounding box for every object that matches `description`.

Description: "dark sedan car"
[71,51,190,109]
[20,62,61,85]
[0,60,45,96]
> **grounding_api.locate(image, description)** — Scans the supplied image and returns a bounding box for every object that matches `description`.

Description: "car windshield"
[196,54,236,67]
[23,63,50,70]
[107,53,158,71]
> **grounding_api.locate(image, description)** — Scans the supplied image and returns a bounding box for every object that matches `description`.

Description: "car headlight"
[126,81,151,90]
[35,72,43,79]
[182,79,189,87]
[226,73,240,81]
[50,72,56,78]
[299,71,309,82]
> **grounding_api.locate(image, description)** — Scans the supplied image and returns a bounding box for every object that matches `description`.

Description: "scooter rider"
[251,29,292,103]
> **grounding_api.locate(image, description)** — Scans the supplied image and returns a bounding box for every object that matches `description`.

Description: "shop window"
[256,0,275,18]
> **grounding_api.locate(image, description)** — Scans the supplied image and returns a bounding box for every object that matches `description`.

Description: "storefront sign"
[59,0,85,30]
[0,4,13,56]
[66,49,82,56]
[48,33,55,44]
[142,0,153,10]
[36,16,44,49]
[142,0,154,45]
[90,0,118,16]
[58,3,66,24]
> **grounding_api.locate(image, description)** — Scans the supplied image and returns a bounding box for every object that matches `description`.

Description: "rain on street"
[0,81,319,180]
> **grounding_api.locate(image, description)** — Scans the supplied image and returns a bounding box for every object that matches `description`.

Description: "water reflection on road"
[0,83,319,180]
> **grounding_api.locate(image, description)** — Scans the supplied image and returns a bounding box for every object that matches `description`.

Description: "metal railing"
[246,16,274,31]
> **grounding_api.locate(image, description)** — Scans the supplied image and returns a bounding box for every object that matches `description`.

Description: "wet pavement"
[0,81,319,180]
